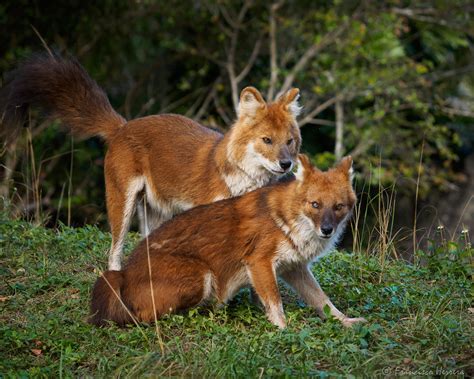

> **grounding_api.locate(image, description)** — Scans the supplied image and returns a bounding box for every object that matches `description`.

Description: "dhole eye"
[262,137,272,145]
[335,203,345,211]
[311,201,319,209]
[287,138,293,146]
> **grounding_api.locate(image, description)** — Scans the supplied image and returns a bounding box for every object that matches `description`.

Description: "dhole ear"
[278,88,302,118]
[294,154,313,181]
[338,156,354,182]
[237,87,266,119]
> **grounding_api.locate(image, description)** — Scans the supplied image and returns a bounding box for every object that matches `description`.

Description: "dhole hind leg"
[106,175,144,270]
[280,264,366,328]
[137,201,165,237]
[124,256,214,323]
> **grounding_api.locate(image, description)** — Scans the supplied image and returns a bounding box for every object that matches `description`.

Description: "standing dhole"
[89,155,366,329]
[0,53,302,270]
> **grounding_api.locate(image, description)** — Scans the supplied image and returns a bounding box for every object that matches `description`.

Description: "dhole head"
[294,154,356,239]
[231,87,302,176]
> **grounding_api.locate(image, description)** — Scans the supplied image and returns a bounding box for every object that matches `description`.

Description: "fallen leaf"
[0,296,11,302]
[31,349,42,356]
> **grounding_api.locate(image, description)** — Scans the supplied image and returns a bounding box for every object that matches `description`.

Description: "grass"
[0,215,472,377]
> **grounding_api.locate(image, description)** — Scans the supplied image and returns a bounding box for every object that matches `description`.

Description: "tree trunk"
[335,100,344,160]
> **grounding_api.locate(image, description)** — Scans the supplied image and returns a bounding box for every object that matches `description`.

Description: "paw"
[265,302,287,329]
[341,317,367,328]
[267,312,287,329]
[272,318,287,329]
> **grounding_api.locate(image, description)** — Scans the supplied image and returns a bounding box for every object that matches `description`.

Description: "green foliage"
[0,1,473,234]
[421,227,473,275]
[0,219,472,376]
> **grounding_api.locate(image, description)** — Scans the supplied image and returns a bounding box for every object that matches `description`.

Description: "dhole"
[89,155,366,329]
[0,53,302,270]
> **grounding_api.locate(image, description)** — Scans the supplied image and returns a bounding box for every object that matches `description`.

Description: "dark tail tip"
[1,51,124,145]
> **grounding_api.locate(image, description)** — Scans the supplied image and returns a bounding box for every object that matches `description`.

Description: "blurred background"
[1,0,473,257]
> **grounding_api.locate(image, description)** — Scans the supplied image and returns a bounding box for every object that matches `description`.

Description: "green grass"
[0,216,472,377]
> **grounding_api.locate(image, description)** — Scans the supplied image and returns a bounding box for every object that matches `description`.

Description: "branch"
[218,4,240,30]
[226,64,239,112]
[303,118,335,127]
[279,8,361,94]
[439,106,474,118]
[349,138,375,159]
[0,142,18,198]
[31,119,55,139]
[190,45,226,67]
[267,1,284,101]
[185,87,211,118]
[279,25,347,94]
[299,93,345,127]
[195,80,221,121]
[213,92,232,126]
[391,6,474,30]
[334,100,344,160]
[158,86,206,114]
[224,0,253,111]
[135,98,156,118]
[426,64,474,83]
[235,35,262,83]
[123,61,159,119]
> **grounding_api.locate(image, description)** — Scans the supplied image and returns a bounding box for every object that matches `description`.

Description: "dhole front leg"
[281,264,366,328]
[246,262,286,329]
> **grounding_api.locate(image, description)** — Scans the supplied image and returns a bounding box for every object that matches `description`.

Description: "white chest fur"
[223,171,270,197]
[274,214,344,269]
[224,142,273,196]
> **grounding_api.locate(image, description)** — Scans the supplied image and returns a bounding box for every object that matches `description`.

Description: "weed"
[0,218,472,376]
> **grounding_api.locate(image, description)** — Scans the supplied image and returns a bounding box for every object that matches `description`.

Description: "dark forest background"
[1,0,473,256]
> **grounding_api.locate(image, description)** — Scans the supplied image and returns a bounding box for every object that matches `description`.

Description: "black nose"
[279,160,292,170]
[321,226,333,236]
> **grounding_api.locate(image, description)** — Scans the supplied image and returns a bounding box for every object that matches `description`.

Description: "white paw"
[266,302,287,329]
[341,317,367,328]
[272,318,287,329]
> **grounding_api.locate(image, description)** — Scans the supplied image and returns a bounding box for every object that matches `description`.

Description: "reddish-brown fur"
[90,155,366,329]
[0,53,302,270]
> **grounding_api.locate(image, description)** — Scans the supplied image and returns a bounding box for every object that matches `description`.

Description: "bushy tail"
[89,270,133,327]
[0,52,125,144]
